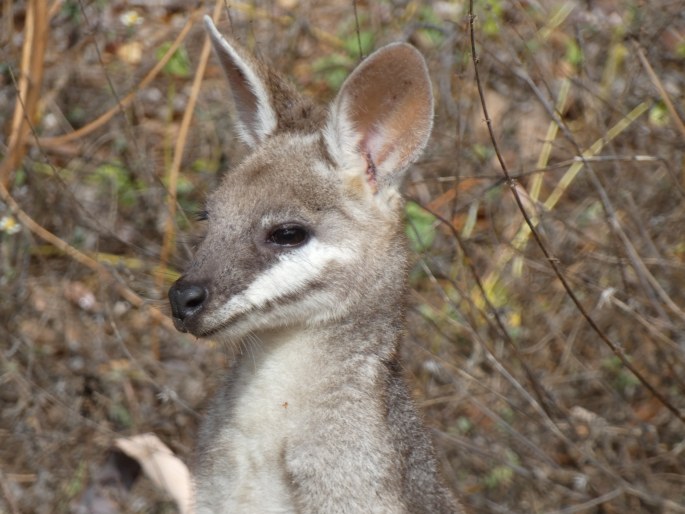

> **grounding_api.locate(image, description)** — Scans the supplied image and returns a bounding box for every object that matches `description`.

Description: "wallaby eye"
[267,225,309,247]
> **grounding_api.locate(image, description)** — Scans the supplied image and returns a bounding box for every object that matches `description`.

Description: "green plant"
[89,162,139,208]
[156,41,191,78]
[406,201,437,253]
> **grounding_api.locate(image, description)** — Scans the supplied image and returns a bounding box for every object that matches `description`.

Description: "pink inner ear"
[362,146,379,193]
[359,99,425,183]
[361,122,407,192]
[362,128,386,171]
[340,43,433,185]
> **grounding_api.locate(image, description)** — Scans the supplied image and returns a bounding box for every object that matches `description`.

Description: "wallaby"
[168,15,461,514]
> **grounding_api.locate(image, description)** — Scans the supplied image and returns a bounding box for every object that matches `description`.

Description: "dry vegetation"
[1,0,685,512]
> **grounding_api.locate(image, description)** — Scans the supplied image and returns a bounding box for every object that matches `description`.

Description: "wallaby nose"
[168,281,208,332]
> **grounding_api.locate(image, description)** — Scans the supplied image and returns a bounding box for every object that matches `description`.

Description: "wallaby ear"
[325,43,433,192]
[204,16,277,148]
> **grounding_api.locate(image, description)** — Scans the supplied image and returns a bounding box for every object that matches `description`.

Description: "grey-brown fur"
[168,16,462,513]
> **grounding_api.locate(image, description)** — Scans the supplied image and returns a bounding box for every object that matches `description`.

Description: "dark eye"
[267,225,309,247]
[195,210,209,221]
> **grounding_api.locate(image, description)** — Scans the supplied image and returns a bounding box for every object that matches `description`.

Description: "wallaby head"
[169,16,434,343]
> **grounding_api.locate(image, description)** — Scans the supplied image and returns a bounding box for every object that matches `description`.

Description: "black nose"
[168,281,208,332]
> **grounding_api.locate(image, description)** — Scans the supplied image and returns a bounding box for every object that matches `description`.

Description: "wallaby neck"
[233,302,406,371]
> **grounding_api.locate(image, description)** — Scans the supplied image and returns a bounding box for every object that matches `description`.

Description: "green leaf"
[677,42,685,58]
[649,102,669,127]
[109,403,133,428]
[482,0,505,37]
[484,465,514,489]
[343,31,374,58]
[156,42,191,78]
[565,40,583,66]
[89,162,138,208]
[406,201,436,252]
[313,53,354,90]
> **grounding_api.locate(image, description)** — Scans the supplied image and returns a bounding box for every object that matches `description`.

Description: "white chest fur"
[196,333,324,513]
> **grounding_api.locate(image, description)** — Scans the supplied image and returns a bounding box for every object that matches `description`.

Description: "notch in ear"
[204,16,277,148]
[324,43,434,192]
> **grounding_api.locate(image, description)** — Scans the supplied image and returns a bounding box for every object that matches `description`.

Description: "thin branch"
[352,0,364,60]
[633,40,685,142]
[154,0,225,355]
[415,201,563,423]
[0,180,178,334]
[36,9,202,149]
[0,0,47,188]
[467,0,684,425]
[0,468,20,514]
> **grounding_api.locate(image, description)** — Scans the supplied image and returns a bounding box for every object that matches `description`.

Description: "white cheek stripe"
[208,239,356,327]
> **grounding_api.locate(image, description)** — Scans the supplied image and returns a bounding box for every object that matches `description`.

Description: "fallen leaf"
[115,433,193,514]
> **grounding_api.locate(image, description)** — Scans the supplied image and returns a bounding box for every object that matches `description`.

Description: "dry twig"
[467,0,684,424]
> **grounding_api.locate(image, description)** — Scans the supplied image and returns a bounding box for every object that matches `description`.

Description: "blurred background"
[1,0,684,512]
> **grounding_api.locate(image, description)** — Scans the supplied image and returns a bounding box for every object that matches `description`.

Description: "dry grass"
[1,1,684,512]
